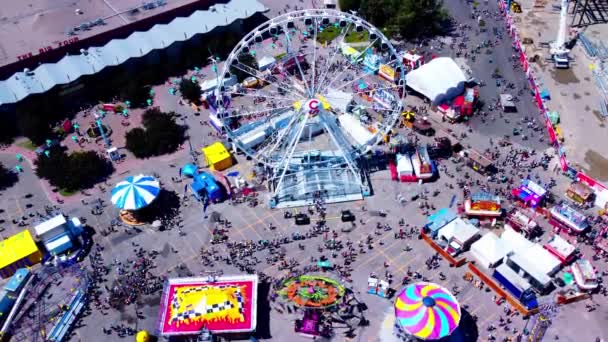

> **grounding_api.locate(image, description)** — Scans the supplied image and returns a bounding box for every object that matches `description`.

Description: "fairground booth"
[202,142,233,171]
[549,204,589,235]
[464,191,502,217]
[157,275,258,338]
[505,208,541,238]
[565,182,594,206]
[0,230,42,278]
[111,174,161,225]
[512,179,547,208]
[394,282,462,341]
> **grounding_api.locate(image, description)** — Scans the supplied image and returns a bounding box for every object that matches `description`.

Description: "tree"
[388,0,449,39]
[35,146,113,191]
[339,0,362,12]
[179,78,202,104]
[0,118,16,145]
[124,128,149,159]
[119,82,152,108]
[125,108,185,158]
[359,0,390,28]
[230,53,258,82]
[0,163,18,190]
[17,110,51,145]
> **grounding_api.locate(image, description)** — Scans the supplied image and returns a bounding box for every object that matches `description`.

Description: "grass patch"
[59,188,78,197]
[317,26,341,44]
[274,52,287,61]
[345,31,369,44]
[17,139,37,151]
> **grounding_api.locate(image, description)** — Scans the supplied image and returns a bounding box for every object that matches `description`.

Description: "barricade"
[420,232,467,267]
[467,262,538,316]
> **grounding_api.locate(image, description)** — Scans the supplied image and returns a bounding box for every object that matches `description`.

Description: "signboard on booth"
[379,64,397,82]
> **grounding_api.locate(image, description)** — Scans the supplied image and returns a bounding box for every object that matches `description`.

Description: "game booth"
[505,208,540,238]
[394,282,461,341]
[565,182,594,206]
[512,179,547,208]
[464,192,502,217]
[202,142,233,171]
[378,64,399,83]
[543,234,577,266]
[549,204,589,235]
[277,275,346,338]
[157,275,258,337]
[571,259,599,291]
[402,52,424,71]
[111,174,161,226]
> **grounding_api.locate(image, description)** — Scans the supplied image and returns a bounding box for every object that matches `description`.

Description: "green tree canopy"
[179,78,202,104]
[125,108,185,158]
[17,110,51,145]
[339,0,362,12]
[230,53,258,82]
[35,147,114,191]
[119,83,152,108]
[0,163,18,190]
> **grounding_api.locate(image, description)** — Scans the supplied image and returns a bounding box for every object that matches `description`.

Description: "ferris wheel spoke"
[310,19,319,94]
[255,110,302,160]
[230,63,302,101]
[225,91,297,103]
[221,104,294,120]
[280,24,313,98]
[318,38,379,95]
[331,58,398,94]
[315,24,353,97]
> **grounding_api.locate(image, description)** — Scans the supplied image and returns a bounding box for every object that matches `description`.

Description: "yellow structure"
[202,142,232,171]
[0,230,42,278]
[136,330,150,342]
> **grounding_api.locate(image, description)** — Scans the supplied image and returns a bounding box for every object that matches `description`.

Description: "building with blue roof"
[426,208,458,238]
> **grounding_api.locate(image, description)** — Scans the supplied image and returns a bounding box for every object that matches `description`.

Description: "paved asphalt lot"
[1,0,608,341]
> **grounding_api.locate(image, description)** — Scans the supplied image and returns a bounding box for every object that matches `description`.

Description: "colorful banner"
[546,118,557,144]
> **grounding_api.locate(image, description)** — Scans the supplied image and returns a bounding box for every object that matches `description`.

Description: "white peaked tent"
[258,56,276,71]
[405,57,466,104]
[470,233,511,269]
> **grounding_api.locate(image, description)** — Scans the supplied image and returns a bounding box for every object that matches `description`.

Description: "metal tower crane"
[550,0,571,68]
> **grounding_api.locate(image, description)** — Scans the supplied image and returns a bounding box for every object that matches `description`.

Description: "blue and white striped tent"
[111,175,160,211]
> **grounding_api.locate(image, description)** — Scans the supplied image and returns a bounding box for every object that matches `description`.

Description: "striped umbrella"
[111,175,160,210]
[394,282,461,340]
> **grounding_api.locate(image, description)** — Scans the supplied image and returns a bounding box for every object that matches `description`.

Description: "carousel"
[111,174,160,225]
[277,275,346,338]
[394,282,461,341]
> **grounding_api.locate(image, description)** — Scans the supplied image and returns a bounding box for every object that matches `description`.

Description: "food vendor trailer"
[500,94,517,112]
[566,182,594,206]
[512,179,547,208]
[549,204,589,234]
[571,259,599,291]
[402,52,424,70]
[543,234,577,265]
[396,154,416,182]
[505,208,540,238]
[464,192,502,217]
[378,64,398,83]
[437,218,480,256]
[411,146,434,180]
[463,149,494,174]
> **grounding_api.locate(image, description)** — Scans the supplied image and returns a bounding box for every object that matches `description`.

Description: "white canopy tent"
[470,232,511,269]
[258,56,276,71]
[405,57,466,104]
[326,88,353,114]
[338,114,374,147]
[500,227,534,254]
[396,154,414,176]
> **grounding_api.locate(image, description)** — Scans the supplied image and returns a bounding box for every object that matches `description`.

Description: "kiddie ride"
[294,310,332,338]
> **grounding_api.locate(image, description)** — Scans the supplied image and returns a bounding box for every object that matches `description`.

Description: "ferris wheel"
[215,9,406,206]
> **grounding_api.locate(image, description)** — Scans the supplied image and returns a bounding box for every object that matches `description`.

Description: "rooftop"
[0,0,267,106]
[0,230,39,270]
